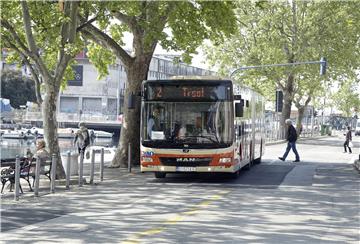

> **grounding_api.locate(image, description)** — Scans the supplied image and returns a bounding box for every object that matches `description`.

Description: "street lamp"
[230,57,327,78]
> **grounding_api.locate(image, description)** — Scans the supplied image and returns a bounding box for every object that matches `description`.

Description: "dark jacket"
[287,125,298,142]
[345,130,352,141]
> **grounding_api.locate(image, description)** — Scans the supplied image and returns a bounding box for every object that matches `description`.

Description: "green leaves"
[87,42,116,79]
[1,70,37,108]
[331,81,360,117]
[205,0,360,107]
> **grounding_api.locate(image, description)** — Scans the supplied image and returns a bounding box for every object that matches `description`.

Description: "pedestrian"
[278,119,300,162]
[29,139,51,174]
[343,126,352,154]
[74,122,90,155]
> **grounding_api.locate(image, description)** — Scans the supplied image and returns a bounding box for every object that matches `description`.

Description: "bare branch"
[78,15,133,67]
[77,15,98,33]
[20,1,51,81]
[56,1,80,83]
[111,11,136,31]
[20,1,38,55]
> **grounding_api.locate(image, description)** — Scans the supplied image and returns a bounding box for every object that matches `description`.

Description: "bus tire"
[155,172,166,178]
[244,161,252,170]
[230,170,239,179]
[254,157,262,164]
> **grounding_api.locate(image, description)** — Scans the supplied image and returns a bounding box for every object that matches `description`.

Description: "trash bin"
[61,151,79,176]
[320,125,327,135]
[326,125,332,136]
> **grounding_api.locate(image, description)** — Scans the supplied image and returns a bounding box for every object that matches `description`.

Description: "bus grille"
[159,157,212,166]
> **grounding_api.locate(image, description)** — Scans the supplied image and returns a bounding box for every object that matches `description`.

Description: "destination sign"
[145,84,231,101]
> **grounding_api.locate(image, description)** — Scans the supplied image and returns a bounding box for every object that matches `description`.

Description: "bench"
[1,158,52,193]
[1,158,27,193]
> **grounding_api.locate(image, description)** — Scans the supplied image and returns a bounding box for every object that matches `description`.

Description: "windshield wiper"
[177,135,219,143]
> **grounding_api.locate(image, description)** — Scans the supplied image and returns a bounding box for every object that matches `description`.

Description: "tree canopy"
[1,1,82,177]
[79,1,237,166]
[204,0,360,128]
[331,81,360,117]
[1,70,37,108]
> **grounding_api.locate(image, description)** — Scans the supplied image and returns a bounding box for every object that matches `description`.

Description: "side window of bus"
[237,122,245,137]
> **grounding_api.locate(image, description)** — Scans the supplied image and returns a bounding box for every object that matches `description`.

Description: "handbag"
[349,141,354,148]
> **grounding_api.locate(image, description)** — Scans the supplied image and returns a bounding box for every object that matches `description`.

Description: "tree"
[1,70,37,108]
[205,1,360,133]
[1,1,82,177]
[331,81,360,117]
[79,1,237,167]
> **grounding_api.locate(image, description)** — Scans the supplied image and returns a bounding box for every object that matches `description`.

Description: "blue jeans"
[282,142,300,161]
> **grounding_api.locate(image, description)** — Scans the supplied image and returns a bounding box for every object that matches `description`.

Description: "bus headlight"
[219,157,232,163]
[142,157,153,163]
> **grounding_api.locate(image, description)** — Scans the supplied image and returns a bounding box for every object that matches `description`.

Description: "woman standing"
[343,126,352,154]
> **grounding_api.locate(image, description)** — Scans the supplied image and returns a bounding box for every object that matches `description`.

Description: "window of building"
[60,97,79,113]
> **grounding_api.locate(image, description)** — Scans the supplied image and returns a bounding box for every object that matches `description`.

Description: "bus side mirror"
[235,100,244,117]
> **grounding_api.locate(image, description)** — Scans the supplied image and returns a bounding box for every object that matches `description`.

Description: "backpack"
[76,129,90,148]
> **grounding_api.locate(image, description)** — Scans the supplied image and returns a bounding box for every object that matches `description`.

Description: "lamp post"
[230,58,327,78]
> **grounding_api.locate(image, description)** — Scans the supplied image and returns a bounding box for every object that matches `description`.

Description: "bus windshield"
[141,101,233,149]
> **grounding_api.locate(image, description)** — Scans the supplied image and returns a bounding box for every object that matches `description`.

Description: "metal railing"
[25,111,119,123]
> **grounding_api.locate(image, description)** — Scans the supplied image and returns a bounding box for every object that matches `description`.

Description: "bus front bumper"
[141,165,238,173]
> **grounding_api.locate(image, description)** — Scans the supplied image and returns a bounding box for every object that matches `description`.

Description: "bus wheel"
[155,172,166,178]
[230,170,239,179]
[254,157,262,164]
[244,161,252,170]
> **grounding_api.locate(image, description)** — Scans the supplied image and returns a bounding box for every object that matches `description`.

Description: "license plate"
[176,167,196,172]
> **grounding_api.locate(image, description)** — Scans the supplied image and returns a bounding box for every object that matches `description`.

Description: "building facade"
[1,50,216,123]
[58,52,216,122]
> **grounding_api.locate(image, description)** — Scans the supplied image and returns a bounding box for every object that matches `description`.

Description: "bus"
[140,76,266,178]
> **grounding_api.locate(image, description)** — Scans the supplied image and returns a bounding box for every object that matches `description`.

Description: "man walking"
[74,122,90,154]
[278,119,300,162]
[343,126,352,154]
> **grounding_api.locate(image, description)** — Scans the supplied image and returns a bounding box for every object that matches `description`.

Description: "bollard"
[79,150,84,187]
[66,151,71,190]
[100,148,104,181]
[14,156,20,201]
[90,149,95,184]
[34,158,41,197]
[50,153,57,193]
[128,143,131,173]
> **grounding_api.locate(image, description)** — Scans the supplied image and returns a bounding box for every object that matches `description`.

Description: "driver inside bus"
[147,107,161,139]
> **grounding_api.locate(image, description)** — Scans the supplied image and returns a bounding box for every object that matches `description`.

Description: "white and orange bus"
[140,76,265,178]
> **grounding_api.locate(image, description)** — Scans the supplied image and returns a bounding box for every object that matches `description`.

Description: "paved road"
[1,134,359,243]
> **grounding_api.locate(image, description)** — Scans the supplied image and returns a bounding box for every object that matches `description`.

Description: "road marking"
[121,190,230,244]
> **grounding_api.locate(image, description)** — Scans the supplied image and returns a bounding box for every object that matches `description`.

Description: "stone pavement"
[1,134,359,243]
[1,164,137,206]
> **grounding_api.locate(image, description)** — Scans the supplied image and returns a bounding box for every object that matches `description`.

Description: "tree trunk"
[111,57,150,167]
[296,106,305,135]
[280,75,294,137]
[42,82,65,178]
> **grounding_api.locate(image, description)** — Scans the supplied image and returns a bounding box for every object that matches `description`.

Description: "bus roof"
[170,75,230,80]
[143,76,232,86]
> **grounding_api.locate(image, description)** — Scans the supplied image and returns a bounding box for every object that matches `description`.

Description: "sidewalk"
[0,165,141,207]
